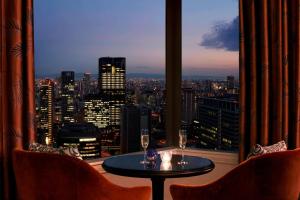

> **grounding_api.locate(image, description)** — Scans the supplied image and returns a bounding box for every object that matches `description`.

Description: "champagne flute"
[140,129,149,164]
[178,129,188,165]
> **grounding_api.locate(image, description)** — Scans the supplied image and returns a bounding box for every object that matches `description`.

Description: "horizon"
[35,71,239,81]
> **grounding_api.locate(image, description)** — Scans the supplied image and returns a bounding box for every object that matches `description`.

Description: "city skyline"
[35,60,240,155]
[34,0,238,76]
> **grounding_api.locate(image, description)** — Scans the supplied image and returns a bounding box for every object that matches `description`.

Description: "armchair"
[170,149,300,200]
[13,150,151,200]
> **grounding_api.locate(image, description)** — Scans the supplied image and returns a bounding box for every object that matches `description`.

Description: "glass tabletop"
[102,153,215,178]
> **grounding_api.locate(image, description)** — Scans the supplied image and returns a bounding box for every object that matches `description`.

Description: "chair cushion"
[247,140,287,159]
[29,143,82,160]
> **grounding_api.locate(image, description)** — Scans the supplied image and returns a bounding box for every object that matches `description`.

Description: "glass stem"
[181,148,184,161]
[144,149,146,162]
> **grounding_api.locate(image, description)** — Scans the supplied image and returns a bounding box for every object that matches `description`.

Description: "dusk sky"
[34,0,238,77]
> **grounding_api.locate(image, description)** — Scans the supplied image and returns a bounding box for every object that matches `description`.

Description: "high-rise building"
[61,71,75,123]
[227,75,235,89]
[98,57,126,127]
[57,123,101,159]
[140,106,152,131]
[84,94,109,129]
[38,79,54,145]
[120,105,151,153]
[182,87,197,125]
[195,95,239,151]
[120,105,140,153]
[82,73,92,96]
[227,75,237,94]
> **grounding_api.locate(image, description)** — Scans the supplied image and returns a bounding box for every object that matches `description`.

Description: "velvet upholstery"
[1,0,36,199]
[170,149,300,200]
[13,150,151,200]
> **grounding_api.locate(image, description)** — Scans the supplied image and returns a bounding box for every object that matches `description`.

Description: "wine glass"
[178,129,188,165]
[140,129,149,164]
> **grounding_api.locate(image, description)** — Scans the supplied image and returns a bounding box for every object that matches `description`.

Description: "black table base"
[151,177,165,200]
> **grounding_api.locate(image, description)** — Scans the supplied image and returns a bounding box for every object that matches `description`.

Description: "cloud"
[200,16,239,51]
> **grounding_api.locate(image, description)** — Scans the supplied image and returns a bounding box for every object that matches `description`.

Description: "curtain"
[0,0,36,199]
[239,0,300,161]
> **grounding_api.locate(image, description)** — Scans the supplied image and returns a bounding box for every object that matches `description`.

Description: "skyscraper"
[38,79,54,145]
[61,71,75,123]
[120,105,140,154]
[82,73,92,96]
[227,75,235,89]
[182,87,197,125]
[98,57,126,127]
[120,105,151,153]
[226,75,237,94]
[140,106,152,131]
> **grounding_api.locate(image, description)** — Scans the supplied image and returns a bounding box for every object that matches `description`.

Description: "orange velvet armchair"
[13,150,151,200]
[170,149,300,200]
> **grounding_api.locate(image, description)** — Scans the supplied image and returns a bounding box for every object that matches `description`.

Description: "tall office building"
[98,57,126,127]
[182,87,197,125]
[226,75,237,94]
[82,73,92,96]
[227,76,235,89]
[84,94,109,129]
[38,79,54,145]
[195,95,239,151]
[120,105,151,153]
[140,106,152,131]
[120,105,140,153]
[61,71,75,123]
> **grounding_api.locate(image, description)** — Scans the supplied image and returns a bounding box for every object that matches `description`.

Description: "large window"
[34,0,239,160]
[182,0,239,152]
[34,0,165,159]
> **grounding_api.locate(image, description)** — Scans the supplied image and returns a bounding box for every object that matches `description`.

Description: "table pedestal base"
[151,177,165,200]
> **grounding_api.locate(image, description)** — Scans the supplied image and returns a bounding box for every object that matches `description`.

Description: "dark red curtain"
[239,0,300,161]
[0,0,36,199]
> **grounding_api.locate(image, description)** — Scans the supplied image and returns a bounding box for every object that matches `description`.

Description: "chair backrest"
[13,150,150,200]
[171,149,300,200]
[220,149,300,199]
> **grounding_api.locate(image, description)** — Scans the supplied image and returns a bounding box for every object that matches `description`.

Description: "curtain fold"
[239,0,300,161]
[0,0,35,199]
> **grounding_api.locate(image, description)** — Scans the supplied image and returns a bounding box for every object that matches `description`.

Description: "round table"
[102,153,215,200]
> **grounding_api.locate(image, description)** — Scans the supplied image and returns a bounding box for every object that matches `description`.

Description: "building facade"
[98,57,126,127]
[61,71,75,123]
[195,95,239,151]
[38,79,54,145]
[57,123,101,159]
[120,105,151,153]
[84,94,109,129]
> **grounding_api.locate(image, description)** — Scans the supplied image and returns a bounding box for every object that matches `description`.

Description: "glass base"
[140,160,149,164]
[177,160,188,165]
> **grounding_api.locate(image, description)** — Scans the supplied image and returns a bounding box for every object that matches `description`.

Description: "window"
[34,0,165,159]
[34,0,239,160]
[182,0,239,152]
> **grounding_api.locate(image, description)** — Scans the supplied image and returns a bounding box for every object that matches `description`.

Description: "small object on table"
[140,129,150,164]
[160,151,173,163]
[178,129,188,165]
[160,151,173,171]
[146,148,158,162]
